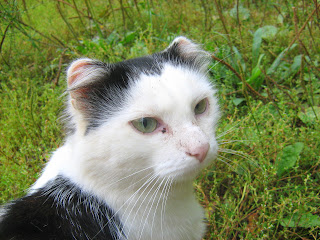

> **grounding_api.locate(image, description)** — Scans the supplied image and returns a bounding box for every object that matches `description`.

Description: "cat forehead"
[126,63,213,117]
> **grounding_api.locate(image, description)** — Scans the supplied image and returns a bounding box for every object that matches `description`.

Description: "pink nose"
[186,143,210,163]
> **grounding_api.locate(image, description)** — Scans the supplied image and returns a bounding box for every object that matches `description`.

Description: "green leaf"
[298,107,320,125]
[232,98,245,106]
[267,44,297,75]
[277,14,284,24]
[252,28,263,66]
[229,5,250,21]
[276,142,304,176]
[282,54,302,80]
[106,31,120,44]
[281,212,320,228]
[252,26,277,67]
[247,54,264,89]
[121,31,137,44]
[232,46,246,72]
[260,25,278,41]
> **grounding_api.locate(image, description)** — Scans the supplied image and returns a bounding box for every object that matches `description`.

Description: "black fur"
[72,41,201,132]
[0,176,122,240]
[78,56,163,131]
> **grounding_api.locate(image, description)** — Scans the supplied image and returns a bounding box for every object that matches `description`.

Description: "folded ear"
[164,36,211,72]
[66,58,109,110]
[67,58,94,87]
[67,58,109,93]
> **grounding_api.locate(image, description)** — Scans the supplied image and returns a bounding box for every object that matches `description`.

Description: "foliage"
[276,142,304,177]
[1,0,319,239]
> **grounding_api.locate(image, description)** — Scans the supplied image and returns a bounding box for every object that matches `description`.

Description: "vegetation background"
[0,0,319,239]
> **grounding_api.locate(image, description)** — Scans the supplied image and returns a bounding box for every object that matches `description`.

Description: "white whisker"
[217,156,233,168]
[106,165,155,188]
[92,172,155,239]
[218,139,252,145]
[152,177,170,239]
[138,177,166,240]
[219,148,251,160]
[216,123,241,140]
[122,174,160,238]
[161,177,173,240]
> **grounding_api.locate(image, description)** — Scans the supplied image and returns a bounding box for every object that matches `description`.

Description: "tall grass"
[1,0,319,239]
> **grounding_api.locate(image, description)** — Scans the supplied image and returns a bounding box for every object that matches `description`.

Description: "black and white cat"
[0,37,220,240]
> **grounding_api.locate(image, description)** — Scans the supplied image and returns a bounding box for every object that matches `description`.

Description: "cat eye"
[131,117,158,133]
[194,98,207,115]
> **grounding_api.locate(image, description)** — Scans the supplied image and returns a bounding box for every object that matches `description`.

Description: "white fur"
[31,60,220,239]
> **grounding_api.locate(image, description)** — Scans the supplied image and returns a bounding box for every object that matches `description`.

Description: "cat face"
[123,65,219,180]
[66,37,220,182]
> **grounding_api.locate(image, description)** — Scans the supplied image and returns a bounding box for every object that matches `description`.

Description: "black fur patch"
[81,56,163,131]
[0,176,122,240]
[72,43,201,132]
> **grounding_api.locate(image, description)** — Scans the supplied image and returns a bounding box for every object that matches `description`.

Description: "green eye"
[194,99,207,115]
[131,117,158,133]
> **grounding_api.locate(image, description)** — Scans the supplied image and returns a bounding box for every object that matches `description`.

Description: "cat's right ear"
[66,58,108,111]
[164,37,211,72]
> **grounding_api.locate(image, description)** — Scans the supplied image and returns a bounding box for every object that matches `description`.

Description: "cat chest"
[113,194,206,240]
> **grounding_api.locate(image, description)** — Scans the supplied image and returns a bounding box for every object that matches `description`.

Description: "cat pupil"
[131,117,157,133]
[195,99,207,115]
[142,118,148,128]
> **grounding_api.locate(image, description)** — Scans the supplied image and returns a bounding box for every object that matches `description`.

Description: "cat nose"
[186,143,210,163]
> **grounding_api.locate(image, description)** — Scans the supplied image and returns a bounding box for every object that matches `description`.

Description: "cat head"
[65,37,220,182]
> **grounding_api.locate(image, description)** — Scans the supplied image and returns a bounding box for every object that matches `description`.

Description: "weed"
[0,0,319,239]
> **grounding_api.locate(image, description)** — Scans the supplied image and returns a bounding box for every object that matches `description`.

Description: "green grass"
[1,0,319,239]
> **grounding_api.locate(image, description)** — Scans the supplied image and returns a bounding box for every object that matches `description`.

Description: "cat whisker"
[217,155,249,174]
[125,176,161,238]
[92,172,156,239]
[206,48,242,75]
[105,165,155,188]
[216,156,233,168]
[138,177,167,240]
[219,147,260,170]
[218,139,252,145]
[152,176,170,239]
[219,148,251,160]
[161,177,173,240]
[121,174,160,237]
[149,178,168,239]
[216,122,242,140]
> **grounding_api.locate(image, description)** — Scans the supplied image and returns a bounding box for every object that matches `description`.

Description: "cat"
[0,36,220,240]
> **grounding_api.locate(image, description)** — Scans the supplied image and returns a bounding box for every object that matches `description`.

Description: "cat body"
[0,37,220,240]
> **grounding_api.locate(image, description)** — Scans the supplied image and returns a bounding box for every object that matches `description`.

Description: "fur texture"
[0,37,220,240]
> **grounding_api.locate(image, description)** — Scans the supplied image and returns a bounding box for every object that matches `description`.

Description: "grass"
[1,0,319,239]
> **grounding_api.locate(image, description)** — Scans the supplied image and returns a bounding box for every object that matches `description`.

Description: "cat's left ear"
[164,36,211,72]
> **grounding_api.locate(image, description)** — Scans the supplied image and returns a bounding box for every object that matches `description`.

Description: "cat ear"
[66,58,109,110]
[165,36,211,71]
[67,58,94,87]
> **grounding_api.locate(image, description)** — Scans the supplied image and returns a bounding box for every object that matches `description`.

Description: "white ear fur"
[167,37,199,57]
[67,58,95,88]
[67,58,109,93]
[166,36,211,72]
[66,58,108,109]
